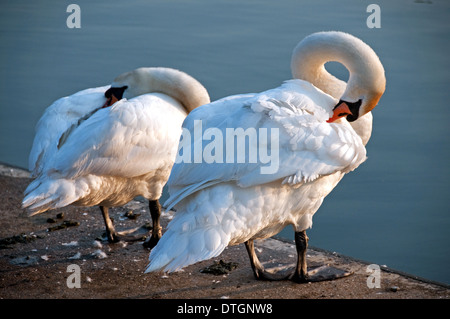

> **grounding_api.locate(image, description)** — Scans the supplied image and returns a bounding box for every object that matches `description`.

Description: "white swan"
[146,31,386,282]
[22,67,210,247]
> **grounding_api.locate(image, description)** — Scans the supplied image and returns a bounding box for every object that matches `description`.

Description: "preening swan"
[146,31,385,282]
[22,67,210,246]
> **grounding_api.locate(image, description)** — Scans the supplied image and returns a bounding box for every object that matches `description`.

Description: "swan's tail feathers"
[22,178,86,216]
[145,225,229,273]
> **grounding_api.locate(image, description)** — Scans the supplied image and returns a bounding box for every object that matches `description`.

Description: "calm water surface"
[0,0,449,284]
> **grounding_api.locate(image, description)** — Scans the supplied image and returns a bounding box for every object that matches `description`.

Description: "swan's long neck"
[291,31,385,146]
[291,39,346,99]
[112,67,210,112]
[291,31,385,107]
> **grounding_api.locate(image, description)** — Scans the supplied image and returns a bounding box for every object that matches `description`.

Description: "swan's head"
[102,67,150,108]
[103,85,128,108]
[327,65,385,123]
[291,31,385,123]
[102,67,210,112]
[325,32,385,123]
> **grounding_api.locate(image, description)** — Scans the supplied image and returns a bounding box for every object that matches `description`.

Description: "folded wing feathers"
[28,86,109,177]
[166,79,365,197]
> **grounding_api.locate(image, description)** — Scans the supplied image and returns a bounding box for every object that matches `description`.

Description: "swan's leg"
[244,240,289,281]
[100,206,120,243]
[143,199,162,249]
[290,230,309,282]
[244,231,352,283]
[245,240,264,279]
[290,230,353,283]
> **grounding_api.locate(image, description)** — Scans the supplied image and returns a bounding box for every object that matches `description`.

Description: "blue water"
[0,0,449,285]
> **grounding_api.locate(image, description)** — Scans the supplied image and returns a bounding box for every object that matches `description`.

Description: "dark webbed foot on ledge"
[100,206,150,243]
[289,264,352,283]
[244,230,352,283]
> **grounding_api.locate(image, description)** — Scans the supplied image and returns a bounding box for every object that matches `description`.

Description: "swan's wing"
[29,86,110,177]
[164,80,367,210]
[46,94,186,179]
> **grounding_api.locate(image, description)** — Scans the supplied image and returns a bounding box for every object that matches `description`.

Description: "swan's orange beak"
[327,102,352,123]
[102,94,119,108]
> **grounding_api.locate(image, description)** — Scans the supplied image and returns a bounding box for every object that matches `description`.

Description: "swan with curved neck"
[146,31,386,283]
[292,31,385,123]
[23,67,210,247]
[291,32,385,146]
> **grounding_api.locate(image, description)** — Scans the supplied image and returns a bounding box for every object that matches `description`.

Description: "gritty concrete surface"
[0,164,448,306]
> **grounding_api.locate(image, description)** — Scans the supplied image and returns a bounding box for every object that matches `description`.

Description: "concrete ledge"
[0,163,448,299]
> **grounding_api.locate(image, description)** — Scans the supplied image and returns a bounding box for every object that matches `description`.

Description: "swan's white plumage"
[147,80,366,273]
[164,80,366,212]
[22,67,211,216]
[23,93,187,214]
[146,31,385,274]
[48,94,186,180]
[28,86,110,178]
